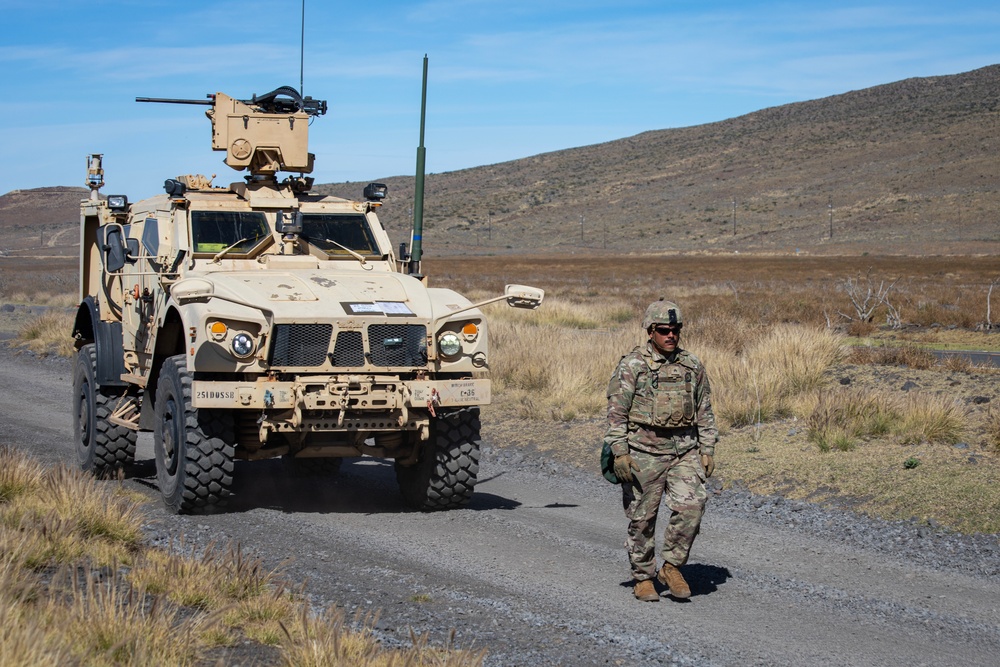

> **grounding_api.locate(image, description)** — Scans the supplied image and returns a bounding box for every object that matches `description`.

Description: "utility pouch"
[600,442,619,483]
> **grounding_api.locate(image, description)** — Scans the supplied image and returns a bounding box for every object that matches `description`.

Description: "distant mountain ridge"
[318,64,1000,255]
[3,65,999,256]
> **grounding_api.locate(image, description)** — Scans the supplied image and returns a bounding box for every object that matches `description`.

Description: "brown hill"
[3,66,999,257]
[0,187,89,255]
[319,64,1000,256]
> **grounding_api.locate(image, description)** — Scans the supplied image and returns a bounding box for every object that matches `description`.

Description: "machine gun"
[137,86,328,177]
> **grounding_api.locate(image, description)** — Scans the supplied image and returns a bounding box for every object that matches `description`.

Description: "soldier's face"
[649,324,681,354]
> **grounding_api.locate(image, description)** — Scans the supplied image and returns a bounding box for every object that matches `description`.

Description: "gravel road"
[3,345,999,666]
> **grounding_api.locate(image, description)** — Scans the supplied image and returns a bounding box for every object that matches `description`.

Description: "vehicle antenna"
[409,54,428,278]
[300,0,306,97]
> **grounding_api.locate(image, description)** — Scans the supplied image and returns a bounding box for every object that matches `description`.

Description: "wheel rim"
[161,396,180,476]
[76,380,91,453]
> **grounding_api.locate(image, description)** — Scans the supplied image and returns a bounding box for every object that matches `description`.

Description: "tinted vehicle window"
[191,211,270,255]
[301,214,380,256]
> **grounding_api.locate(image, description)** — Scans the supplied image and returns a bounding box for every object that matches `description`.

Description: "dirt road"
[3,346,999,666]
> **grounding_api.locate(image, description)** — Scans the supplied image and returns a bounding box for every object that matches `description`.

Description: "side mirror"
[504,284,544,310]
[125,238,140,263]
[101,224,128,273]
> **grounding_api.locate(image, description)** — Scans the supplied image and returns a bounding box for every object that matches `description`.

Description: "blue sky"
[2,0,998,200]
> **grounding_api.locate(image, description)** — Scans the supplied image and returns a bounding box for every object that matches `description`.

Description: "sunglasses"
[653,325,682,335]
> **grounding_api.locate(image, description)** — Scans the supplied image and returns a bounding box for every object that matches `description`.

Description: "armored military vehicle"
[72,85,543,513]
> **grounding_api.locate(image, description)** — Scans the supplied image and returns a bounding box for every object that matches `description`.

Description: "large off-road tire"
[72,343,137,473]
[153,355,235,514]
[395,406,481,511]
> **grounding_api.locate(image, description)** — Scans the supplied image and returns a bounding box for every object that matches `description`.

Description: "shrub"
[807,388,967,451]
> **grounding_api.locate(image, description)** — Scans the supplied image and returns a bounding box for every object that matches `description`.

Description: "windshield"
[301,213,381,257]
[191,211,270,256]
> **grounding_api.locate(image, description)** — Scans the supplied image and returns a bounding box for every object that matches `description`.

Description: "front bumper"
[191,375,490,413]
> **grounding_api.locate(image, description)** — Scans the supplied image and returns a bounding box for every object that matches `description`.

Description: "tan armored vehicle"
[72,86,543,513]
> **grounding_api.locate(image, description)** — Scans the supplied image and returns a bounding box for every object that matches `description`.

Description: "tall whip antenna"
[299,0,305,96]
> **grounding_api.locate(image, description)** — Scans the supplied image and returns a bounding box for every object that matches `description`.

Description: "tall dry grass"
[807,389,967,451]
[987,407,1000,453]
[486,296,847,426]
[483,296,647,420]
[706,325,846,428]
[14,310,75,357]
[280,608,486,667]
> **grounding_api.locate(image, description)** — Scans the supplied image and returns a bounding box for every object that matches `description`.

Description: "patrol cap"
[642,299,682,330]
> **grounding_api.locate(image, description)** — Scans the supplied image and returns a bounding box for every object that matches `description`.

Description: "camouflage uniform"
[604,340,718,582]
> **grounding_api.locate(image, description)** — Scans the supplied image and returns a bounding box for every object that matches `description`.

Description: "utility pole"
[828,196,833,239]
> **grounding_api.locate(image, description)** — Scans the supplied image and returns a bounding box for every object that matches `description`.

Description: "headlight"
[231,332,255,358]
[438,331,462,357]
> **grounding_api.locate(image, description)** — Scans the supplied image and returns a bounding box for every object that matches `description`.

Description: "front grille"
[268,323,428,369]
[331,330,364,367]
[368,324,427,367]
[270,324,332,367]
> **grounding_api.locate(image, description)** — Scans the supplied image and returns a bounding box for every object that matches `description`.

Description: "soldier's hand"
[614,454,640,483]
[701,453,715,478]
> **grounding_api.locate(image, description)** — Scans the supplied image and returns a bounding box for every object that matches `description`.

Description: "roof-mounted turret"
[137,86,327,177]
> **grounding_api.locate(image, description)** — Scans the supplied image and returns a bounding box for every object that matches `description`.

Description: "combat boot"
[657,563,691,599]
[633,579,659,602]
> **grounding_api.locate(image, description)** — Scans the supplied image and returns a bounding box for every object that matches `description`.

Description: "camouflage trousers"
[621,447,707,580]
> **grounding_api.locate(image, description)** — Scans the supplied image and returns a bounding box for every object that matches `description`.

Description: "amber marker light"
[209,321,228,341]
[461,322,479,341]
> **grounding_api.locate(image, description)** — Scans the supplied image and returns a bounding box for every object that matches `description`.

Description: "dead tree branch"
[840,269,899,323]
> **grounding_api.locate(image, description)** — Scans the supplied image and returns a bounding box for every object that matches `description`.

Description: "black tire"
[395,406,481,510]
[72,343,136,473]
[153,355,235,514]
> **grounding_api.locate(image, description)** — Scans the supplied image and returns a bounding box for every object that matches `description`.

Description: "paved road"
[935,349,1000,367]
[3,347,999,666]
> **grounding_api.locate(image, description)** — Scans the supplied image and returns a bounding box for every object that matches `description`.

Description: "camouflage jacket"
[603,341,718,457]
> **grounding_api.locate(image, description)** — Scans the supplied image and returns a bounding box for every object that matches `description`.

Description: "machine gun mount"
[137,86,328,177]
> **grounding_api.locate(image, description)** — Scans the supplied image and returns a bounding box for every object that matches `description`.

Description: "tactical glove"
[701,453,715,478]
[614,454,640,484]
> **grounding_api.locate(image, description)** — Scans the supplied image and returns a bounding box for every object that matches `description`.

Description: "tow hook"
[427,388,441,418]
[336,385,349,427]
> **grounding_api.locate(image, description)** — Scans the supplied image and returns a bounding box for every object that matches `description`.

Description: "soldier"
[604,299,718,601]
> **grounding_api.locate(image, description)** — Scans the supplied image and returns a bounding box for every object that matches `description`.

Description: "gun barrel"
[135,96,214,106]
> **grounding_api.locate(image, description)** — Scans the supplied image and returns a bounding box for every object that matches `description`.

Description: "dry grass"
[722,423,1000,533]
[13,309,75,357]
[707,325,846,428]
[0,257,77,302]
[987,408,1000,453]
[807,389,967,452]
[280,607,486,667]
[0,446,482,665]
[428,254,1000,337]
[486,305,631,421]
[848,344,937,369]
